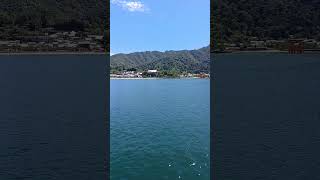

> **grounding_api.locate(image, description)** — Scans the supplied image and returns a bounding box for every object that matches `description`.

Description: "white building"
[147,70,158,73]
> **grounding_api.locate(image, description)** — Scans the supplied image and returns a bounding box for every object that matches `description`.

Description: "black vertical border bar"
[105,0,110,179]
[210,0,215,179]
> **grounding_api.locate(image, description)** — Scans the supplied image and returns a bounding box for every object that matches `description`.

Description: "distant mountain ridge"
[110,46,210,73]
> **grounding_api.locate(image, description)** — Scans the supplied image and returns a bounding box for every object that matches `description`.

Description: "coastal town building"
[110,69,210,79]
[146,70,159,77]
[0,27,105,53]
[218,37,320,53]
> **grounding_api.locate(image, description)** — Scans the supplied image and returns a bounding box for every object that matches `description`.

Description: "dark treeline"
[213,0,320,46]
[0,0,107,39]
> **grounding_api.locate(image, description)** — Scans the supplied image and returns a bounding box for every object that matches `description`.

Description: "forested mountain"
[111,46,210,73]
[213,0,320,45]
[0,0,107,37]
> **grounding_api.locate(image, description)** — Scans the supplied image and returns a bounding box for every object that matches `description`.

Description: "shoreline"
[231,50,287,53]
[1,50,319,56]
[110,77,209,80]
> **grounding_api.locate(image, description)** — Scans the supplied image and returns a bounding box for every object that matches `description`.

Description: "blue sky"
[111,0,209,54]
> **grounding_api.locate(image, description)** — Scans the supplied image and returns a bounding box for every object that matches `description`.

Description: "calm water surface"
[0,55,107,180]
[214,52,320,180]
[111,79,210,180]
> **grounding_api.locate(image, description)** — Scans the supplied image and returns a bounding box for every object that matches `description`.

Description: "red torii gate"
[288,39,304,54]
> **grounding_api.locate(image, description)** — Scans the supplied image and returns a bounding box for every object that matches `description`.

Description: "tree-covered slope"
[0,0,107,35]
[111,46,210,73]
[213,0,320,44]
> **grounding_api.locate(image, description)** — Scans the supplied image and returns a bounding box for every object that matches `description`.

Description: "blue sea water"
[213,52,320,180]
[111,79,210,180]
[0,55,107,180]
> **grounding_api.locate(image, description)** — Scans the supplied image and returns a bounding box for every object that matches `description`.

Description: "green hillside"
[111,46,210,73]
[0,0,107,39]
[213,0,320,46]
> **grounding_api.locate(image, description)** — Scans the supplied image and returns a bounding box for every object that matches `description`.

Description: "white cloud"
[111,0,149,12]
